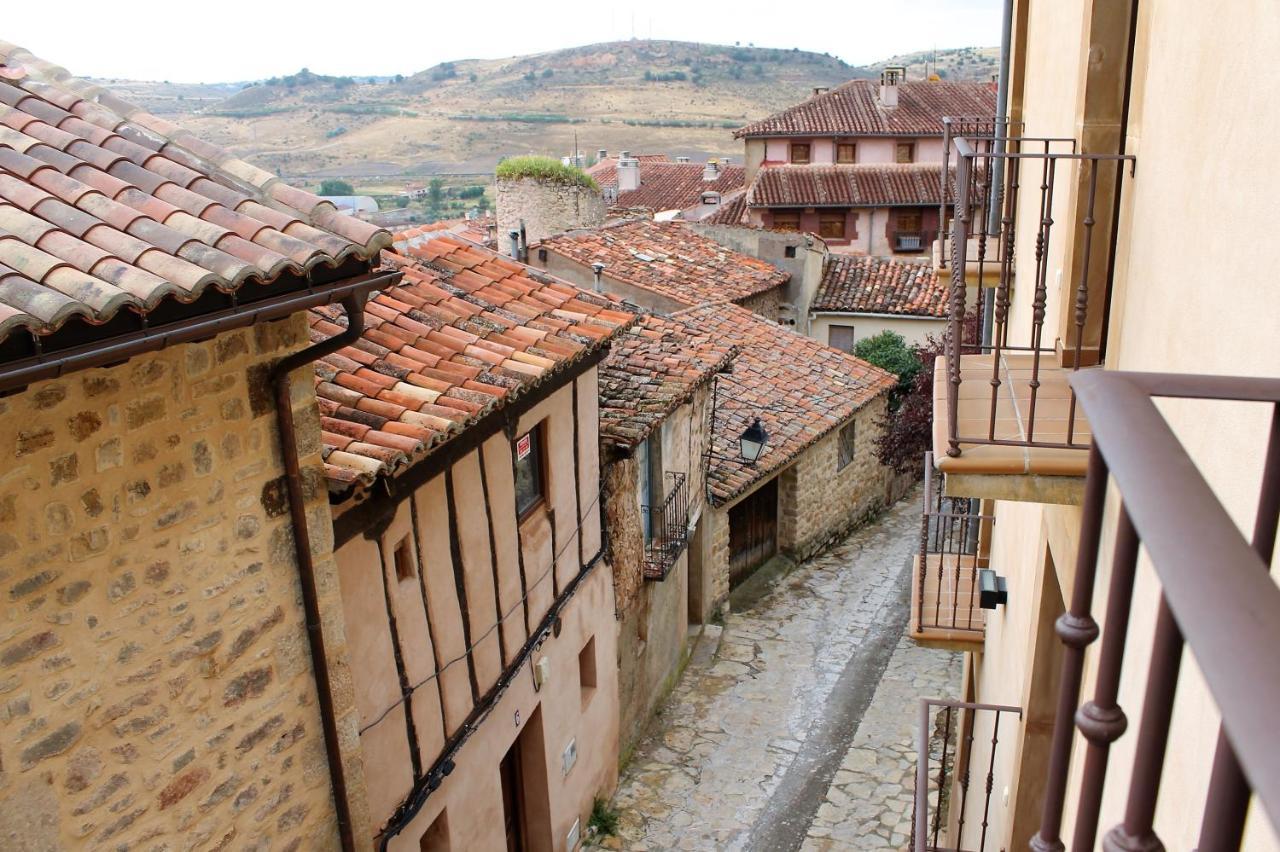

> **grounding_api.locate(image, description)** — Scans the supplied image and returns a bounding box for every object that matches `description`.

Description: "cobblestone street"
[605,491,962,851]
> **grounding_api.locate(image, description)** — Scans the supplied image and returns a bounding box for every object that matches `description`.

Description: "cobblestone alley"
[603,490,963,851]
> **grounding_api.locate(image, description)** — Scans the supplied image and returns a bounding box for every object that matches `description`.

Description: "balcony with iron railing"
[931,132,1136,504]
[913,699,1022,852]
[1026,371,1280,851]
[910,454,993,650]
[642,471,690,582]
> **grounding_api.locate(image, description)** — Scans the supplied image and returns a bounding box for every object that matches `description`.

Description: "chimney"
[880,66,905,108]
[617,156,641,192]
[722,156,732,167]
[518,220,528,262]
[591,262,605,293]
[812,86,829,97]
[676,156,691,164]
[597,148,608,160]
[508,229,521,259]
[619,150,631,159]
[703,159,720,181]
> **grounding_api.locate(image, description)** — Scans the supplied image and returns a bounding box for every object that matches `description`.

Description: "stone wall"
[778,398,892,561]
[602,452,644,616]
[737,286,785,323]
[496,177,606,246]
[0,314,365,850]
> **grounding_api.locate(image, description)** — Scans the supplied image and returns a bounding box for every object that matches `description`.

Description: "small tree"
[426,178,445,219]
[854,331,920,405]
[318,179,354,196]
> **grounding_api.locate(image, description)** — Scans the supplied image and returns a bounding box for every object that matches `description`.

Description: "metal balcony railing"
[913,454,993,641]
[941,134,1135,461]
[642,472,690,582]
[1031,371,1280,850]
[938,116,1025,266]
[913,698,1023,852]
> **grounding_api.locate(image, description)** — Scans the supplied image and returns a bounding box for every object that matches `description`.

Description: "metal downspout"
[271,291,374,852]
[984,0,1016,347]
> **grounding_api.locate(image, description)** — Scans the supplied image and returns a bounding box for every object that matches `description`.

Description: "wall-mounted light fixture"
[979,568,1008,609]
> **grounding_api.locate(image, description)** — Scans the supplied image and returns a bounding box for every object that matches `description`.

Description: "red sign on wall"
[516,433,532,461]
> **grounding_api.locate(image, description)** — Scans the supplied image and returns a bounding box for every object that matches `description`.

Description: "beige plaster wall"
[967,0,1280,848]
[335,371,621,846]
[0,314,366,850]
[810,313,947,351]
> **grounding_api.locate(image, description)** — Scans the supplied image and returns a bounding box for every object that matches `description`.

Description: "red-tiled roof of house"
[313,234,634,495]
[598,313,736,447]
[672,302,896,504]
[746,163,948,208]
[537,220,788,308]
[393,216,496,250]
[588,160,745,214]
[813,254,948,317]
[0,42,389,348]
[735,79,996,138]
[703,192,751,227]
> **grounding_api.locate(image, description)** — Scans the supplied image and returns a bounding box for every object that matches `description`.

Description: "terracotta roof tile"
[735,79,996,138]
[812,254,948,317]
[746,163,950,208]
[587,160,746,214]
[0,41,391,348]
[315,234,634,497]
[598,313,737,447]
[671,303,897,505]
[704,192,751,227]
[537,220,788,308]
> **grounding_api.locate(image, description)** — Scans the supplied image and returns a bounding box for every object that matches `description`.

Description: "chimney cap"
[591,261,606,273]
[619,150,631,159]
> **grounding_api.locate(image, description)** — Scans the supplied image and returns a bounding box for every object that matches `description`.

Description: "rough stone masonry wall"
[495,177,606,246]
[602,451,644,616]
[737,286,784,323]
[778,397,893,562]
[0,314,367,851]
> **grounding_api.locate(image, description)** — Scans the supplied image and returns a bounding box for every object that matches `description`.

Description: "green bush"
[853,331,921,402]
[495,156,598,190]
[588,797,620,837]
[318,179,354,196]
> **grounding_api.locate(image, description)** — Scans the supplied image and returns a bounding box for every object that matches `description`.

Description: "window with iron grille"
[837,420,857,470]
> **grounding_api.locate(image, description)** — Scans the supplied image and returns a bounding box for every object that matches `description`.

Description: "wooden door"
[499,745,525,852]
[728,478,778,585]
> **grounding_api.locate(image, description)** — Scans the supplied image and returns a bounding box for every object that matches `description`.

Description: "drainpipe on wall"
[983,0,1016,347]
[271,284,391,852]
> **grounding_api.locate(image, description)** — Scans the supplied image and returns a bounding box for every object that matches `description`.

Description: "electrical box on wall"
[533,656,551,688]
[562,737,577,776]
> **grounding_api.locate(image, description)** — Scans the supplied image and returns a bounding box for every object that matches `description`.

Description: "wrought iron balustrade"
[913,698,1022,851]
[941,133,1135,461]
[642,471,690,582]
[913,453,992,641]
[1031,371,1280,851]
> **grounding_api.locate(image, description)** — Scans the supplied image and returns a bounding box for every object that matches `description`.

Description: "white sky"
[4,0,1004,83]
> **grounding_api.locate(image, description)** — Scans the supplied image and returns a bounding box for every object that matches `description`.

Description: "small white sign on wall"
[516,433,532,460]
[562,737,577,776]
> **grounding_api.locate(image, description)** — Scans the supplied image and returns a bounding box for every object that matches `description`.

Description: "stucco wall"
[687,224,827,329]
[335,369,620,848]
[965,0,1280,849]
[0,314,365,850]
[810,314,947,351]
[496,178,606,246]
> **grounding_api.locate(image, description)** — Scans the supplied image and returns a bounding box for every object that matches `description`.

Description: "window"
[896,210,923,232]
[784,245,797,258]
[789,142,811,164]
[772,210,801,232]
[836,142,857,164]
[578,636,597,707]
[393,535,415,582]
[514,426,545,518]
[818,211,846,239]
[829,325,856,353]
[895,142,915,163]
[837,420,857,470]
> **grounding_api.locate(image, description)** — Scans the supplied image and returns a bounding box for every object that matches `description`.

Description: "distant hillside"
[103,40,997,186]
[867,46,1001,82]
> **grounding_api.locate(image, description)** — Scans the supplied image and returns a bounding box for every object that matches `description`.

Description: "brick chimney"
[880,66,905,108]
[617,156,641,192]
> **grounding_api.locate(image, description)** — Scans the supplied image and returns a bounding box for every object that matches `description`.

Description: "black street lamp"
[738,418,769,465]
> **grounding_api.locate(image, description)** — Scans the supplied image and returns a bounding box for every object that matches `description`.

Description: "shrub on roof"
[495,156,599,190]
